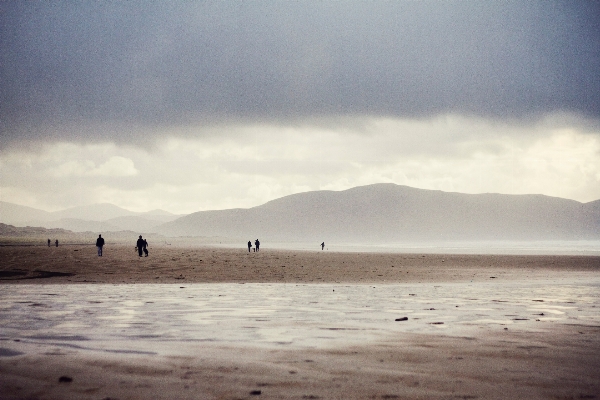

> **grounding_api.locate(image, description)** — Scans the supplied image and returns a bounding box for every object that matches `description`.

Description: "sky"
[1,1,600,214]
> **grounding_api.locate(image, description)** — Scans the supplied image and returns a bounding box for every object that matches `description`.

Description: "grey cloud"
[2,1,599,147]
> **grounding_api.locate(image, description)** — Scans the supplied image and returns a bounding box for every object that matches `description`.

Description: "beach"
[1,245,599,399]
[1,244,599,284]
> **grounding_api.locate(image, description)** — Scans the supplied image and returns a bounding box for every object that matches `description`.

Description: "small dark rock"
[395,317,408,321]
[58,376,72,383]
[250,390,262,395]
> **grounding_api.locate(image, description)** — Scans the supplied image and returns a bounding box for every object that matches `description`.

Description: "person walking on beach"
[136,235,144,257]
[255,239,260,252]
[143,238,149,257]
[55,239,59,247]
[96,234,105,256]
[321,242,325,250]
[47,238,51,247]
[247,241,252,252]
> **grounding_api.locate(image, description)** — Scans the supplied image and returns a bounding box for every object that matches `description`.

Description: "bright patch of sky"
[1,114,598,213]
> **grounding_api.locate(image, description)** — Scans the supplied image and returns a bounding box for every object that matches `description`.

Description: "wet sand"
[0,245,599,399]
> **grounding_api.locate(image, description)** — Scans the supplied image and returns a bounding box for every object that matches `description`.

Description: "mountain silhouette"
[0,201,179,232]
[158,184,600,241]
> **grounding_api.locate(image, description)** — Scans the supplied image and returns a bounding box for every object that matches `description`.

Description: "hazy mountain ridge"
[3,184,599,241]
[0,201,180,233]
[158,184,600,241]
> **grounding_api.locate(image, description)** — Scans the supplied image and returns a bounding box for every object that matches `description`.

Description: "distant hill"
[0,223,166,245]
[0,202,53,225]
[0,202,181,233]
[51,203,136,221]
[0,223,72,237]
[42,218,121,233]
[157,184,600,242]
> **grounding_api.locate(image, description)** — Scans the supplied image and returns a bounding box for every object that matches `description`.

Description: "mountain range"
[1,184,599,242]
[159,184,600,241]
[0,202,181,234]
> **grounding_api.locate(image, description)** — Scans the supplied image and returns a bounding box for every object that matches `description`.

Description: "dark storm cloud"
[1,1,599,146]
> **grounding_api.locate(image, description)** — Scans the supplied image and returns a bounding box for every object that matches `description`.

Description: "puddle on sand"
[0,279,598,356]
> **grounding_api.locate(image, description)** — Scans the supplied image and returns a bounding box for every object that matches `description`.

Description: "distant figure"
[143,239,149,257]
[247,241,252,252]
[55,239,59,247]
[47,238,51,247]
[255,239,260,252]
[321,242,325,250]
[96,234,105,256]
[136,235,144,257]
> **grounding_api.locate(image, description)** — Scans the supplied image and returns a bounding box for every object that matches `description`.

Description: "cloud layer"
[2,1,599,147]
[2,115,599,213]
[2,2,599,213]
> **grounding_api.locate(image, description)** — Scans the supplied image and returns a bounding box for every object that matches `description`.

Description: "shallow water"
[1,280,599,357]
[262,240,600,255]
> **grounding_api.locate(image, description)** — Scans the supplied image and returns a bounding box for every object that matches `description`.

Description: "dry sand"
[1,244,599,284]
[0,244,599,399]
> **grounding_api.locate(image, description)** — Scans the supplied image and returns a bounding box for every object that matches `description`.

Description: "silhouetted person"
[247,241,252,252]
[255,239,260,252]
[321,242,325,250]
[143,239,149,257]
[136,235,144,257]
[96,234,105,256]
[55,239,58,247]
[47,239,51,247]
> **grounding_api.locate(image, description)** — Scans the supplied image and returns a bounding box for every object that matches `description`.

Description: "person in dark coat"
[47,238,51,247]
[321,242,325,250]
[143,239,149,257]
[136,235,144,257]
[247,241,252,252]
[55,239,58,247]
[96,234,105,256]
[254,239,260,252]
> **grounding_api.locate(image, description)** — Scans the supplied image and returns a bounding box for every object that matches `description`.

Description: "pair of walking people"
[247,239,260,252]
[136,235,149,257]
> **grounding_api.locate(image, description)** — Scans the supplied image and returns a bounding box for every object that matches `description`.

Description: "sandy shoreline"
[1,244,599,284]
[1,246,599,399]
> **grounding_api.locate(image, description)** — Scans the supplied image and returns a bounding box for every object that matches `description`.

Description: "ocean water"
[255,240,600,255]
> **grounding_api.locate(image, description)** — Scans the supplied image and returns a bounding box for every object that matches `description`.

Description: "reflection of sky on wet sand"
[1,280,598,356]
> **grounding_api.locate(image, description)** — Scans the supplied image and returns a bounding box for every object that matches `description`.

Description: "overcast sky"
[1,1,599,213]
